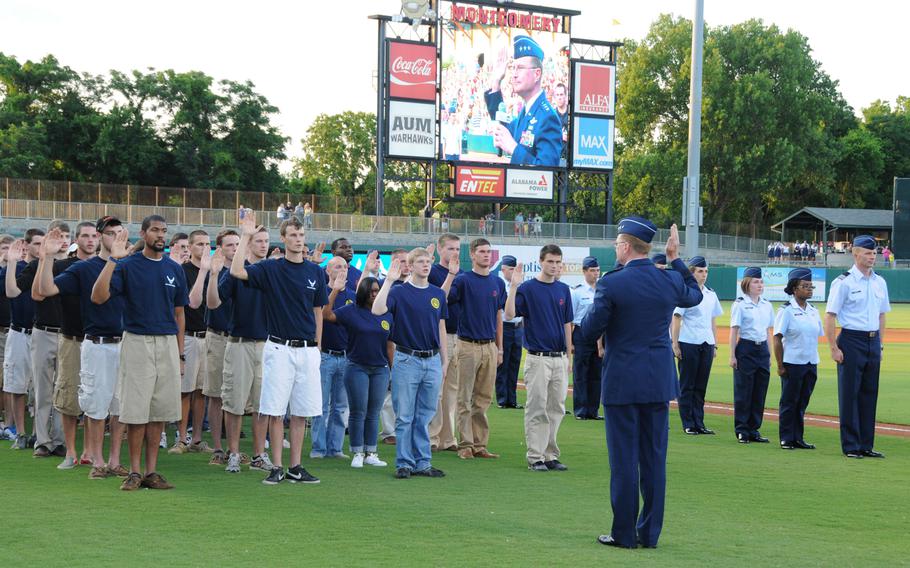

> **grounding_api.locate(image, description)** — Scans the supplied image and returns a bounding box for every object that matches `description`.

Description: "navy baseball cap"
[514,35,545,60]
[688,256,707,268]
[651,253,667,265]
[618,216,657,243]
[788,267,812,281]
[501,255,517,267]
[96,215,122,233]
[743,267,762,278]
[582,256,599,269]
[853,235,876,250]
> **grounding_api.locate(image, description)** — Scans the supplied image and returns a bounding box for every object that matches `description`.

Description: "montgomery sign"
[450,3,564,32]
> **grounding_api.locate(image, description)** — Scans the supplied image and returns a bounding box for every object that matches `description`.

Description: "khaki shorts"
[118,332,180,424]
[221,339,264,416]
[203,331,227,398]
[53,335,82,417]
[180,334,207,393]
[3,328,32,395]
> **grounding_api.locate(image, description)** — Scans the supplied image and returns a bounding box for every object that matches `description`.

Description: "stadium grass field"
[2,403,908,566]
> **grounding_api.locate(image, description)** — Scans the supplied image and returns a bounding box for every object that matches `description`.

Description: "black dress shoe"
[752,434,770,443]
[862,449,885,458]
[698,427,715,435]
[497,404,506,409]
[793,440,815,450]
[592,416,604,420]
[844,451,864,459]
[596,535,635,549]
[684,427,700,435]
[780,441,797,450]
[513,404,524,410]
[737,433,751,444]
[575,415,588,421]
[544,459,568,471]
[638,540,657,549]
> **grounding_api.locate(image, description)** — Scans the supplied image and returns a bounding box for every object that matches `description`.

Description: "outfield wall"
[706,266,910,302]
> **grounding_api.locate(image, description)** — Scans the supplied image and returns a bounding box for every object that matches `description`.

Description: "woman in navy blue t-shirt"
[324,272,394,468]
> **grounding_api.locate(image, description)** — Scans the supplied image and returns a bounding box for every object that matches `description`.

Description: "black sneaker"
[262,467,285,485]
[412,466,445,478]
[395,467,411,479]
[286,465,320,484]
[528,461,548,471]
[544,460,568,471]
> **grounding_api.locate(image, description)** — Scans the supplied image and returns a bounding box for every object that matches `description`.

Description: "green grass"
[3,407,909,566]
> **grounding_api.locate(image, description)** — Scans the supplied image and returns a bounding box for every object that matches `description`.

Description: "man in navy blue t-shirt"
[448,238,505,460]
[331,238,361,292]
[373,247,448,479]
[428,233,461,452]
[505,244,573,473]
[92,214,189,491]
[231,212,326,486]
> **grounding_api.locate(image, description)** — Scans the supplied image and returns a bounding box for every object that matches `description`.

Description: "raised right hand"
[7,239,25,263]
[110,229,131,259]
[510,263,524,287]
[387,258,402,282]
[239,211,258,236]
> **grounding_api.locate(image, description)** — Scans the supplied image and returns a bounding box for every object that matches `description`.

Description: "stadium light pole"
[684,0,704,258]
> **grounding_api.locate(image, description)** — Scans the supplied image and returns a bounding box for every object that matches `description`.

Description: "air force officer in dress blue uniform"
[581,218,702,549]
[485,36,562,167]
[824,235,890,459]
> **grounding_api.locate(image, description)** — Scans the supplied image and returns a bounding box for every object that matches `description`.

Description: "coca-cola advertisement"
[388,40,437,101]
[573,62,615,116]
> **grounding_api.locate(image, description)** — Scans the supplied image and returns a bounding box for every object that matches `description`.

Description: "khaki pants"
[455,339,497,452]
[32,328,63,450]
[523,353,569,464]
[429,333,458,449]
[53,335,82,417]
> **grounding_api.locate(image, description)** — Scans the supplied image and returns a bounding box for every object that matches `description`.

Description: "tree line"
[2,15,909,231]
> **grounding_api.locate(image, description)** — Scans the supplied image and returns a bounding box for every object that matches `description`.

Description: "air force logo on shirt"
[307,279,317,290]
[165,275,176,288]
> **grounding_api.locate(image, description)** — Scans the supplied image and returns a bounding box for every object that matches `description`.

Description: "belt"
[227,336,265,344]
[503,321,523,328]
[740,340,767,346]
[458,337,494,344]
[396,346,439,358]
[10,325,32,335]
[61,334,84,342]
[322,347,346,356]
[186,330,207,338]
[207,328,229,337]
[0,326,8,333]
[34,324,61,333]
[841,329,879,338]
[268,336,317,348]
[528,350,566,358]
[85,335,122,344]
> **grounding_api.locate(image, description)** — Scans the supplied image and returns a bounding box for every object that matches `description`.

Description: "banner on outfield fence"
[492,245,591,288]
[387,100,436,158]
[505,169,554,200]
[735,266,827,302]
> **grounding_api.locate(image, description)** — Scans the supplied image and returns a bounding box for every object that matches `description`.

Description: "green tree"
[295,111,377,203]
[862,98,910,196]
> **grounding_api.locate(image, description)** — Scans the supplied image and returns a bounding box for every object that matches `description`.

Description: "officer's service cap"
[852,235,876,250]
[743,267,762,279]
[651,253,667,265]
[514,35,544,61]
[688,256,708,268]
[788,267,812,281]
[501,255,517,267]
[582,256,599,269]
[617,216,657,243]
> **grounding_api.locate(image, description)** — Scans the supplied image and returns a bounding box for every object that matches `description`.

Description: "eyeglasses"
[509,64,539,72]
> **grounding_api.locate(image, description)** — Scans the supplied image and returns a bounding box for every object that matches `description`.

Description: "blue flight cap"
[514,35,544,61]
[743,267,762,279]
[852,235,876,250]
[501,255,517,267]
[651,253,667,265]
[788,267,812,281]
[582,256,599,269]
[688,256,707,268]
[617,216,657,243]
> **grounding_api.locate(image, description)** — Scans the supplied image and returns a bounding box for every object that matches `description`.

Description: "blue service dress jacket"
[484,90,562,167]
[580,257,703,405]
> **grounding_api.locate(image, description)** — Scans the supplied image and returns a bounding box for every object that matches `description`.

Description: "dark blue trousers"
[836,330,881,453]
[604,402,669,548]
[732,341,770,437]
[572,327,602,418]
[676,342,715,430]
[495,323,523,406]
[778,363,817,443]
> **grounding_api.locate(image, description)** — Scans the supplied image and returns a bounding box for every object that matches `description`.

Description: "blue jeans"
[345,363,390,453]
[391,351,442,471]
[310,353,349,456]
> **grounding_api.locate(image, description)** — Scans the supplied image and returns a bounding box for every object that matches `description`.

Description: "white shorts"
[181,335,207,393]
[3,329,33,395]
[79,341,121,420]
[259,340,322,418]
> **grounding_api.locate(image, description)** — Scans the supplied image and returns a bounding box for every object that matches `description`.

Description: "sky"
[3,0,908,171]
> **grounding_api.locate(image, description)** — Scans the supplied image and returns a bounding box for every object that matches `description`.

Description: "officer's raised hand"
[488,45,509,91]
[665,224,680,261]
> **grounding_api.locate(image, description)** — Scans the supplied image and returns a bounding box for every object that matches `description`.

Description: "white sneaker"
[364,452,387,467]
[351,452,365,468]
[225,453,241,473]
[282,438,290,449]
[159,431,167,449]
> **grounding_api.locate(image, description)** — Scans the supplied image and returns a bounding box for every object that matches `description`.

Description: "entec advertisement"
[388,41,437,101]
[454,166,505,198]
[573,62,615,116]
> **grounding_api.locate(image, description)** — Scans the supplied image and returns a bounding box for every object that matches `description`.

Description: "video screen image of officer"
[484,35,563,167]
